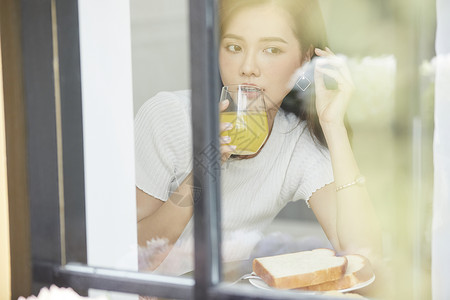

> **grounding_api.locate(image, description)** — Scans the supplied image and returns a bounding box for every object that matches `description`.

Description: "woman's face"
[219,4,303,110]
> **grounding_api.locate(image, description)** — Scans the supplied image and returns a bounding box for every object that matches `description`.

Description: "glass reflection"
[216,0,381,295]
[132,0,193,275]
[134,0,434,299]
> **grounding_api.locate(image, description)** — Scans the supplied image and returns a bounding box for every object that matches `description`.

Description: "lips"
[236,85,262,101]
[241,83,265,91]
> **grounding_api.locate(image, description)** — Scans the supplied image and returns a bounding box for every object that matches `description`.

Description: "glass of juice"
[219,85,269,155]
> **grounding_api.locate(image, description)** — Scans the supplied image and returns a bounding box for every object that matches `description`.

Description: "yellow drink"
[220,111,269,155]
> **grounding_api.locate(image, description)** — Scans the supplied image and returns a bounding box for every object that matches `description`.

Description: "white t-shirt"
[135,90,334,275]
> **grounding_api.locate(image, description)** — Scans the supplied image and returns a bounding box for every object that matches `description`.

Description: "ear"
[301,45,315,64]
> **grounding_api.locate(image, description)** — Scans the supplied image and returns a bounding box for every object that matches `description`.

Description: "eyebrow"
[222,34,288,44]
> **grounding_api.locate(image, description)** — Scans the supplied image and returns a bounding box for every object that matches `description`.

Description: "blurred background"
[130,0,435,299]
[0,0,442,299]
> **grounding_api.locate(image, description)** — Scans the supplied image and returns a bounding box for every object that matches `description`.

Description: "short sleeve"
[281,129,334,207]
[134,91,193,201]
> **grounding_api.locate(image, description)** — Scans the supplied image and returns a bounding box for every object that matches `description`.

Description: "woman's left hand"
[313,47,354,128]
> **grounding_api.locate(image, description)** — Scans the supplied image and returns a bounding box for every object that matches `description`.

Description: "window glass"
[131,0,194,277]
[71,0,435,299]
[216,1,433,299]
[74,0,194,280]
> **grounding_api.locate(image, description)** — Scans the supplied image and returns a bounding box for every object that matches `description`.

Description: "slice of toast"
[302,254,374,291]
[252,248,348,289]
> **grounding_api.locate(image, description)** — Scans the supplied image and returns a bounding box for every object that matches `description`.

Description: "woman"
[135,0,382,277]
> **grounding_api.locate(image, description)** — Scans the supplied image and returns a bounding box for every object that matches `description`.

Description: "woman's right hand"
[219,100,236,164]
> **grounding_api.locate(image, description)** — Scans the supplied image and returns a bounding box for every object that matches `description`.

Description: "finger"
[220,136,231,144]
[221,152,231,164]
[220,144,236,162]
[316,59,353,87]
[316,56,344,68]
[315,66,346,88]
[221,144,236,153]
[314,47,332,57]
[316,57,352,81]
[315,66,353,92]
[219,99,230,112]
[316,47,337,58]
[220,122,233,132]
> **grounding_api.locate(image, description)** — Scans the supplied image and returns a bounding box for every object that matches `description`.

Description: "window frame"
[19,0,434,299]
[26,1,326,299]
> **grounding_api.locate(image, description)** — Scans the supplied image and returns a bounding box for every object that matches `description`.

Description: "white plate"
[338,275,375,293]
[248,278,317,294]
[249,275,376,293]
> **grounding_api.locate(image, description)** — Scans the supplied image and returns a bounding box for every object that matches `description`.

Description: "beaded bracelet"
[336,175,366,192]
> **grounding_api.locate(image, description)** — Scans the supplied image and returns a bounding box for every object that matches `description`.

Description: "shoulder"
[284,115,331,180]
[134,90,193,201]
[292,128,330,166]
[276,109,307,136]
[276,110,321,151]
[135,90,193,154]
[271,109,329,164]
[280,111,327,159]
[136,90,191,121]
[135,90,191,133]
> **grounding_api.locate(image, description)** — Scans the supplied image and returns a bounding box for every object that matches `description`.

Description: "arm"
[310,48,382,260]
[321,123,381,256]
[137,173,194,247]
[308,126,386,296]
[137,100,235,247]
[136,187,164,222]
[308,132,382,259]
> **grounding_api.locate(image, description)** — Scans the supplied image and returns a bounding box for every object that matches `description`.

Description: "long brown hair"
[219,0,351,147]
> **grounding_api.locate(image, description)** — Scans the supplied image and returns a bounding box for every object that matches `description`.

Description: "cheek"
[269,58,301,85]
[219,51,237,85]
[265,58,301,102]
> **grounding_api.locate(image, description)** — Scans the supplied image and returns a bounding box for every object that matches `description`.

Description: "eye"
[225,44,242,53]
[264,47,282,54]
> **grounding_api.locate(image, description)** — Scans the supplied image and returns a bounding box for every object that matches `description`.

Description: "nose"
[239,50,260,78]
